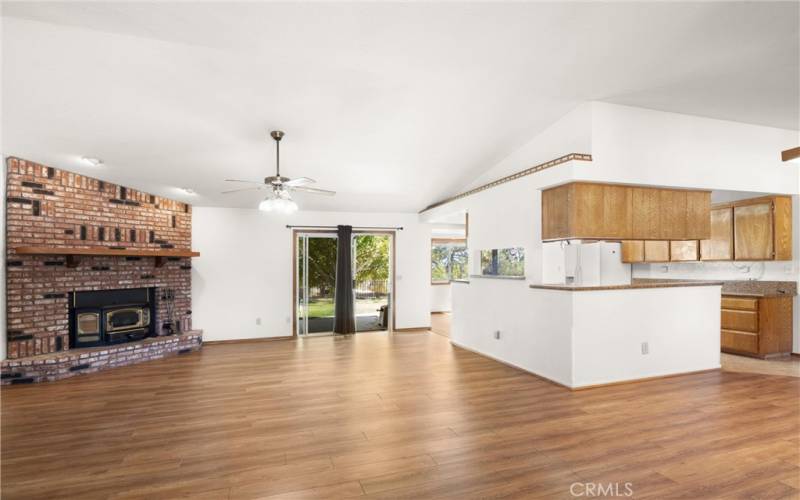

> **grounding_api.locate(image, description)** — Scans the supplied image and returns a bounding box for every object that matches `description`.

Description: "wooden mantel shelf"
[15,246,200,268]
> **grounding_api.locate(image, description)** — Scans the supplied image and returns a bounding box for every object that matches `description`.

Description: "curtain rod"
[286,225,403,230]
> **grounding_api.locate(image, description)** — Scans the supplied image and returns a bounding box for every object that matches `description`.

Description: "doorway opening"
[294,230,394,336]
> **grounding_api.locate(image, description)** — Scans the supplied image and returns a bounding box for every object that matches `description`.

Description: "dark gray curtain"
[333,225,356,334]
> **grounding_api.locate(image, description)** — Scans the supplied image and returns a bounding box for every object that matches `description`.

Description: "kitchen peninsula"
[451,277,724,389]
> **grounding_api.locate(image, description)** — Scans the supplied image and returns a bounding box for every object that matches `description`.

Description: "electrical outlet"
[494,331,501,340]
[256,317,261,325]
[641,342,649,355]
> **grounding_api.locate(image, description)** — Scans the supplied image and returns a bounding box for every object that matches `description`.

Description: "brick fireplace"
[3,158,201,382]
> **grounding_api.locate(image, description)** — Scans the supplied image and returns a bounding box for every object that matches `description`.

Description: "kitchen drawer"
[721,330,759,354]
[721,309,758,333]
[721,296,759,311]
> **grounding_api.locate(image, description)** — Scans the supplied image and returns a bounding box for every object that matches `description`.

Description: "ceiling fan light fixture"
[259,190,298,214]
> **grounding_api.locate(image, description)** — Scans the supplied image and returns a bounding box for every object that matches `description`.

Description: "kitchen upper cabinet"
[617,195,791,264]
[571,183,605,238]
[541,182,710,241]
[733,196,792,261]
[621,240,644,263]
[670,240,699,261]
[644,241,670,262]
[686,191,712,239]
[602,184,633,238]
[659,190,687,240]
[631,187,660,239]
[541,183,571,241]
[734,202,773,260]
[700,207,733,261]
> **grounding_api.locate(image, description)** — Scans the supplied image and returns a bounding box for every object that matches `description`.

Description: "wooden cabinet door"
[644,241,669,262]
[773,196,792,260]
[734,202,773,260]
[602,185,632,239]
[632,187,660,239]
[700,207,733,261]
[686,191,711,240]
[572,183,604,238]
[721,330,759,354]
[670,240,698,261]
[541,184,571,240]
[659,190,687,240]
[621,241,644,263]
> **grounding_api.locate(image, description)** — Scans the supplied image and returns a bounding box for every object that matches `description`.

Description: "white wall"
[579,102,798,194]
[461,102,593,191]
[452,281,721,388]
[451,280,574,386]
[430,284,452,312]
[192,207,432,342]
[571,286,721,387]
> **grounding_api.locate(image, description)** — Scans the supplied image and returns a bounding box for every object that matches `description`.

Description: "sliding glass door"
[296,233,337,335]
[296,231,392,335]
[353,234,391,332]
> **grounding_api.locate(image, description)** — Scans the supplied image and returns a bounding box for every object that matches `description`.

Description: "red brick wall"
[5,157,193,359]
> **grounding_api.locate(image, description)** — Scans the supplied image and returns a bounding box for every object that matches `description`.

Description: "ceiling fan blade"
[221,186,266,194]
[224,179,262,184]
[290,186,336,196]
[284,177,315,187]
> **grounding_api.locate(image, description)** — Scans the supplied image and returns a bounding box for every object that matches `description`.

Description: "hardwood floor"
[429,312,451,338]
[722,352,800,378]
[2,332,799,499]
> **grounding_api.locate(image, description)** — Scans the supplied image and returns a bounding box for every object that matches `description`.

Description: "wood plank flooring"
[2,331,799,499]
[430,312,451,338]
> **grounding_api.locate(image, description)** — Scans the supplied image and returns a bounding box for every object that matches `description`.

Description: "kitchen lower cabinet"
[721,295,793,358]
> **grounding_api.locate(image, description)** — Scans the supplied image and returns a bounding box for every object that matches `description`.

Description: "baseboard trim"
[450,340,721,391]
[393,326,430,333]
[203,335,294,345]
[449,340,571,390]
[571,368,722,391]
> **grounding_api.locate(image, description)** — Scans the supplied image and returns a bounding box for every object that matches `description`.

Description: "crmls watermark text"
[570,482,634,497]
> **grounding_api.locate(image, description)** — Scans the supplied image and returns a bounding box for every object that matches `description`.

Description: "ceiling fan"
[222,130,335,213]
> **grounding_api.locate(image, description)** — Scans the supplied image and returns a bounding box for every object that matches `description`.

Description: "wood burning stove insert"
[69,287,156,348]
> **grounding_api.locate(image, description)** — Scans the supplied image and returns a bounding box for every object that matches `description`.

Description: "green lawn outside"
[305,298,386,318]
[307,299,334,318]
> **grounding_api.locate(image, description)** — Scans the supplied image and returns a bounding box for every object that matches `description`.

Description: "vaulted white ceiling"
[2,2,797,212]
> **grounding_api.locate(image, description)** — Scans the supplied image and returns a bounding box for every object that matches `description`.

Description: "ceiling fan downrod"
[270,130,284,178]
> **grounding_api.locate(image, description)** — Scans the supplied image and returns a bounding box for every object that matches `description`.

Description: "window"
[479,247,525,277]
[431,239,468,284]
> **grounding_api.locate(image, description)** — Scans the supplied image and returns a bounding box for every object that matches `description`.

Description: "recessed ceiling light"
[81,156,104,167]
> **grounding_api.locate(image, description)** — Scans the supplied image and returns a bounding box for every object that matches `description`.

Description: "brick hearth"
[5,157,197,366]
[0,331,203,384]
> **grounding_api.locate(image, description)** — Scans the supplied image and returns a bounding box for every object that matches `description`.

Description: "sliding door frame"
[292,229,396,337]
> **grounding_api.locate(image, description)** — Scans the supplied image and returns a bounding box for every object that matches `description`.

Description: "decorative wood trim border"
[420,153,592,213]
[781,146,800,162]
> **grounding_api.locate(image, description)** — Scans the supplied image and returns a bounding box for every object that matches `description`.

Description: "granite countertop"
[529,280,725,292]
[634,279,797,297]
